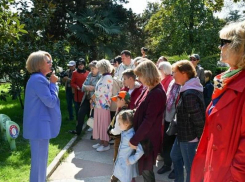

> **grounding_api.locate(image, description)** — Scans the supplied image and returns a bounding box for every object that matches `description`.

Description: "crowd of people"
[22,20,245,182]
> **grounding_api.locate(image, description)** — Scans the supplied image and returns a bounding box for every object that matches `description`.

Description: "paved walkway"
[48,131,173,182]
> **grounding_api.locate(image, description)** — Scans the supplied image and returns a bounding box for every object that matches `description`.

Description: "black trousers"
[142,170,155,182]
[76,99,90,135]
[162,121,176,167]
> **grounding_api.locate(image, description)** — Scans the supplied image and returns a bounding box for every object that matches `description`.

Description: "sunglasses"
[220,39,232,47]
[190,58,197,61]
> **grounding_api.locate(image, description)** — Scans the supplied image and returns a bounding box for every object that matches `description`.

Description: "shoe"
[92,143,101,149]
[157,165,171,174]
[156,154,164,161]
[68,130,78,135]
[168,169,175,179]
[87,127,93,132]
[96,145,110,152]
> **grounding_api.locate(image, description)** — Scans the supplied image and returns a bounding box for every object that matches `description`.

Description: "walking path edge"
[46,135,78,178]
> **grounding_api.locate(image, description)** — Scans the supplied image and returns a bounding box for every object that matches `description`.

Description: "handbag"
[86,109,94,128]
[166,120,177,136]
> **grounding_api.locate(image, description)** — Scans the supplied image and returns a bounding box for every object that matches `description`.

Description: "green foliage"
[226,10,242,22]
[144,0,226,61]
[0,0,27,44]
[0,85,76,182]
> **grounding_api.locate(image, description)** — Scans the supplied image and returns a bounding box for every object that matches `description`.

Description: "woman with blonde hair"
[129,59,166,181]
[191,21,245,182]
[23,51,61,182]
[92,59,113,152]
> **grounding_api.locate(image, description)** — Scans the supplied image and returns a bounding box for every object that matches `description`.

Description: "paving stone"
[49,132,173,182]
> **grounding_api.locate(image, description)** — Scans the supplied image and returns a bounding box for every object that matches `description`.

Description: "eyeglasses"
[190,58,197,61]
[220,39,232,47]
[47,60,52,64]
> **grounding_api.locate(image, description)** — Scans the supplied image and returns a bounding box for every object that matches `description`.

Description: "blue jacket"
[113,128,144,182]
[23,73,61,139]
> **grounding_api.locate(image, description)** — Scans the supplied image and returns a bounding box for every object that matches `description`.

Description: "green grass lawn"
[0,83,77,182]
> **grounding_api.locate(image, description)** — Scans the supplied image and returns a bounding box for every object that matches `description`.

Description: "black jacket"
[176,89,205,142]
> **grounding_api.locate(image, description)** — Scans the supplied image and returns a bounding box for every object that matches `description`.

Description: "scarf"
[166,82,181,111]
[77,68,86,73]
[212,68,242,100]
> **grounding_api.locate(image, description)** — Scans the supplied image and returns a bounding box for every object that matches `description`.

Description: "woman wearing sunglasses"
[191,21,245,182]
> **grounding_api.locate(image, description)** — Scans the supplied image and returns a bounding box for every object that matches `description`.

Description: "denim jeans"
[65,87,74,120]
[170,138,197,182]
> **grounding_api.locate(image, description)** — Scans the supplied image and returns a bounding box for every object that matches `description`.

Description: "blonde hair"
[220,21,245,69]
[134,59,161,87]
[172,60,197,79]
[26,51,52,73]
[96,59,113,74]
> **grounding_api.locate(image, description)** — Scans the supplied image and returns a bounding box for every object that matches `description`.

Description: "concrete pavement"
[48,131,173,182]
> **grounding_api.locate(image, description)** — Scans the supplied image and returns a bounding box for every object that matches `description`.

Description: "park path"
[48,131,173,182]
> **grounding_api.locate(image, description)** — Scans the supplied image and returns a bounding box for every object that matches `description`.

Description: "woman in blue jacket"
[23,51,61,182]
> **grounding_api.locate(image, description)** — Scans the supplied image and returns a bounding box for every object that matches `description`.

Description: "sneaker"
[156,154,164,161]
[92,143,101,149]
[87,127,93,132]
[97,145,110,152]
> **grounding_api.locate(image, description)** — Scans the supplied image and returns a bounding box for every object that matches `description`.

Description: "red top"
[161,75,173,92]
[121,82,144,109]
[71,70,89,102]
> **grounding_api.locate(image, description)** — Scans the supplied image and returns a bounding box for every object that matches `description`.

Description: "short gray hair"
[26,50,52,73]
[96,59,113,74]
[158,61,172,75]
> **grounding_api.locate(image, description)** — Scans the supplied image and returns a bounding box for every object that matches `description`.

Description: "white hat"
[67,60,76,66]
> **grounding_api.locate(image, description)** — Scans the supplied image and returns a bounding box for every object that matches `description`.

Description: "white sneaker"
[157,154,164,161]
[87,127,93,132]
[92,143,101,149]
[97,145,110,152]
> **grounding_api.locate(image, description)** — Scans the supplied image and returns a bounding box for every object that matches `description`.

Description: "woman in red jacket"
[129,59,166,182]
[191,21,245,182]
[71,58,89,120]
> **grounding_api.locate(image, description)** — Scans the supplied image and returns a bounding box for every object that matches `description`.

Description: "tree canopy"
[0,0,244,104]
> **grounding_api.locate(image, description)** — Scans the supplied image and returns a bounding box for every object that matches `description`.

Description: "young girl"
[111,110,144,182]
